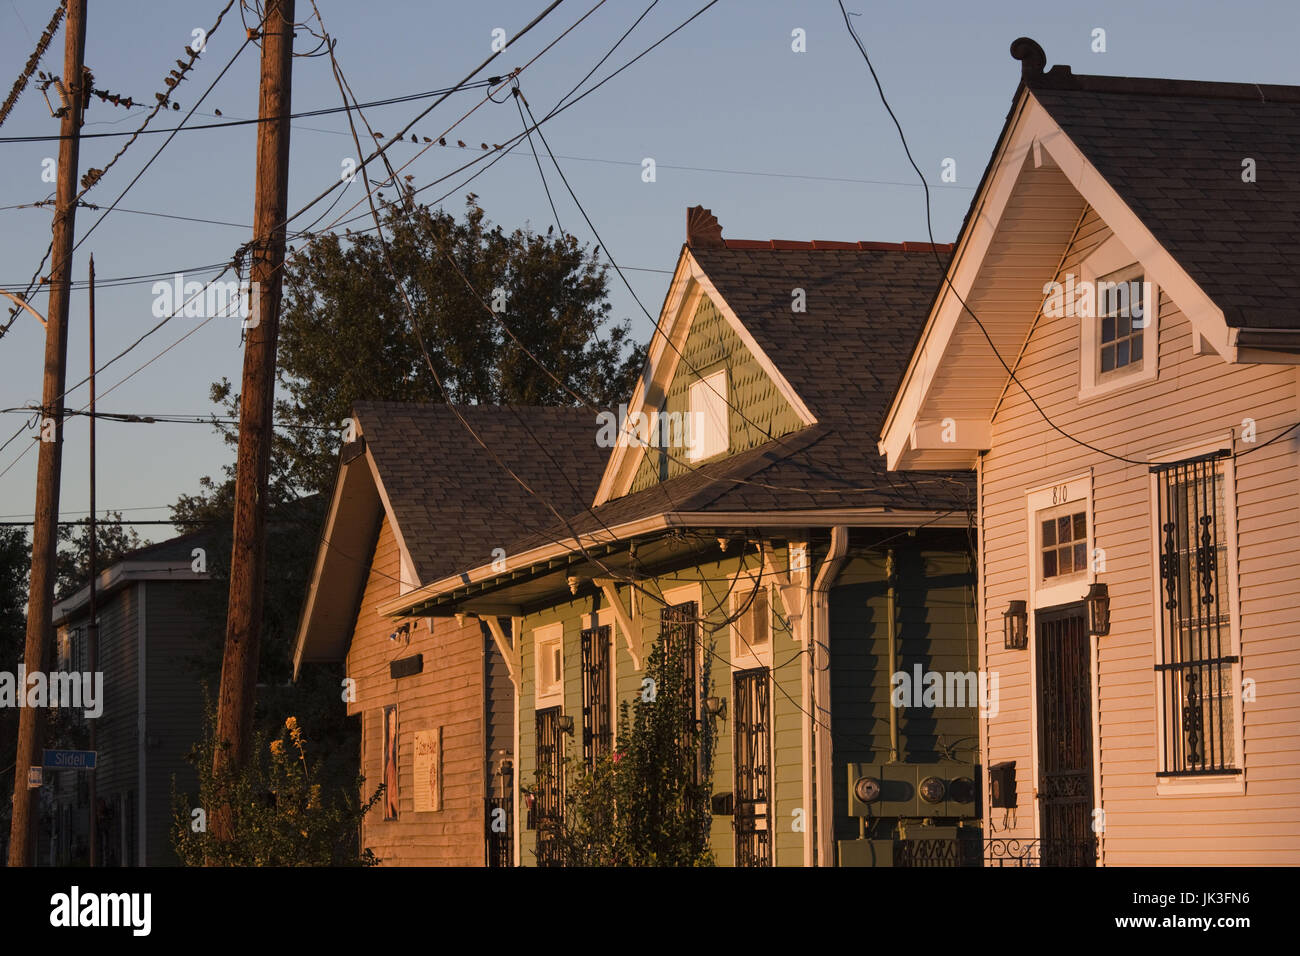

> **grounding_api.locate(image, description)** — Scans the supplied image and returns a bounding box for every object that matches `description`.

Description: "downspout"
[511,615,522,868]
[811,526,849,866]
[886,549,899,763]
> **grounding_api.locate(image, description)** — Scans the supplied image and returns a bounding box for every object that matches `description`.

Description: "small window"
[731,581,770,667]
[1040,508,1088,580]
[688,370,729,461]
[535,630,564,706]
[1098,269,1148,376]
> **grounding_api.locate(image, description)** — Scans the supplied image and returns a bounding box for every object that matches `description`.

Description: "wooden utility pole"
[8,0,88,868]
[211,0,294,844]
[87,254,98,867]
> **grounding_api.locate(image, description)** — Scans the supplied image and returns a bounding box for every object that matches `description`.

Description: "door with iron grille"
[1035,604,1097,867]
[534,706,563,867]
[733,667,771,866]
[581,625,613,768]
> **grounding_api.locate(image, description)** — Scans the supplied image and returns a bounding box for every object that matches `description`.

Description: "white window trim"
[1026,473,1095,610]
[687,369,729,462]
[1078,234,1159,403]
[533,622,565,710]
[729,571,773,671]
[1146,436,1245,796]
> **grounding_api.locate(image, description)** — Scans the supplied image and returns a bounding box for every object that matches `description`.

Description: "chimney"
[686,206,724,248]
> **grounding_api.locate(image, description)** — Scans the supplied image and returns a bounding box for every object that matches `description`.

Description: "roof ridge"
[717,239,953,252]
[1012,37,1300,104]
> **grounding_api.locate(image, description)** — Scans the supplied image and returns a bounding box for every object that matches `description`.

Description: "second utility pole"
[210,0,295,847]
[7,0,88,868]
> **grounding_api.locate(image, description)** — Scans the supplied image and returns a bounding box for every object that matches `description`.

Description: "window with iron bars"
[581,625,613,769]
[533,706,564,866]
[1153,451,1240,776]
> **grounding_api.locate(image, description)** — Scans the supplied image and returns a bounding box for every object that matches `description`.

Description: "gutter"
[810,526,849,867]
[1231,327,1300,354]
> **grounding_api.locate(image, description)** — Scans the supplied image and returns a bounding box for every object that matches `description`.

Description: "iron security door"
[581,626,613,768]
[733,668,771,866]
[1035,604,1097,867]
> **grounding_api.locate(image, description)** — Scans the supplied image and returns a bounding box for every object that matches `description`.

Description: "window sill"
[1155,773,1245,797]
[1077,363,1157,405]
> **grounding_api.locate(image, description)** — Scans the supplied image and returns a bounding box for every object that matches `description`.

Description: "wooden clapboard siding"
[348,513,492,865]
[980,206,1300,864]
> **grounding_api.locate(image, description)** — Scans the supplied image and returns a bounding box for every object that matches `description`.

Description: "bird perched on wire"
[456,140,465,148]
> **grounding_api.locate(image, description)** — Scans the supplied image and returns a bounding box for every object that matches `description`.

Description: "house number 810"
[1051,484,1069,504]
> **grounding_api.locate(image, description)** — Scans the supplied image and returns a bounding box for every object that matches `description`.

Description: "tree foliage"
[172,710,381,866]
[54,513,143,600]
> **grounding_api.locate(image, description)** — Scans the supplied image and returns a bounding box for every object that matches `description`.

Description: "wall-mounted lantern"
[704,696,727,720]
[1003,600,1028,650]
[1085,582,1110,637]
[556,715,575,735]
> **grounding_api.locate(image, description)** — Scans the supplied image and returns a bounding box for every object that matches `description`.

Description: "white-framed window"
[1148,440,1244,794]
[1026,473,1095,609]
[730,575,772,670]
[1077,234,1159,402]
[688,369,729,461]
[534,623,564,708]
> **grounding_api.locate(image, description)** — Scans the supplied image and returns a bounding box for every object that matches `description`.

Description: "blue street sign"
[42,749,97,770]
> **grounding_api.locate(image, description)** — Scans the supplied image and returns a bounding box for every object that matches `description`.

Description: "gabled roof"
[385,214,975,619]
[879,38,1300,471]
[292,402,605,674]
[1026,64,1300,331]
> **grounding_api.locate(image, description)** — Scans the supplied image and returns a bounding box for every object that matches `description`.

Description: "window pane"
[1073,512,1087,540]
[1059,545,1074,574]
[1101,345,1115,372]
[1101,316,1116,343]
[1074,542,1087,572]
[1043,549,1057,578]
[1058,516,1072,542]
[1132,334,1143,361]
[1118,313,1131,337]
[1042,519,1055,546]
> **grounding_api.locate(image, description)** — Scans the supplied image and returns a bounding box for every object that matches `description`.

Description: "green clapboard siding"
[629,294,804,494]
[515,546,803,866]
[828,544,977,845]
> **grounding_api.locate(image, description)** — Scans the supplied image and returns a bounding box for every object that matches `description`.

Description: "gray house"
[46,531,212,866]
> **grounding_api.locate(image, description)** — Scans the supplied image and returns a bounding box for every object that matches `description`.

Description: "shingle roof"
[496,242,975,556]
[353,402,608,582]
[1022,56,1300,329]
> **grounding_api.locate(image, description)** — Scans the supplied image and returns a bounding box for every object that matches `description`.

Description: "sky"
[1,0,1298,544]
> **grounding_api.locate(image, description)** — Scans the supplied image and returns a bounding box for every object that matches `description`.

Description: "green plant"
[172,707,382,866]
[548,633,717,866]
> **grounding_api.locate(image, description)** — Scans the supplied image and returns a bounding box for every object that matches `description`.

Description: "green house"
[385,208,981,866]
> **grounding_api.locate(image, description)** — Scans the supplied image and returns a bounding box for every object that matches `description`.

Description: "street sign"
[42,749,97,770]
[27,767,42,788]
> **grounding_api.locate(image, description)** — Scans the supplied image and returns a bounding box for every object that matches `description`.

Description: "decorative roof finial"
[686,206,724,248]
[1010,37,1047,81]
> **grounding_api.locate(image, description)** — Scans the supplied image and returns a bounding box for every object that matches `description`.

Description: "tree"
[0,528,29,847]
[270,194,644,496]
[546,632,718,866]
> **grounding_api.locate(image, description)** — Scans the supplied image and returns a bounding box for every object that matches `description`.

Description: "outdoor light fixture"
[557,715,575,735]
[705,696,727,719]
[1085,582,1111,637]
[1004,600,1028,650]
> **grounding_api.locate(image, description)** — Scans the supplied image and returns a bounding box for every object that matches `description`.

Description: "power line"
[0,1,64,128]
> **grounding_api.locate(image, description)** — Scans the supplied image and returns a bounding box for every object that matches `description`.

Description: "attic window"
[688,369,729,462]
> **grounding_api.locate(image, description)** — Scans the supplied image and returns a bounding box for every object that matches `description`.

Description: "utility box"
[847,761,980,819]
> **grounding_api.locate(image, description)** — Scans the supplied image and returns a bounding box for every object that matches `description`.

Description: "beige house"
[292,402,604,865]
[879,39,1300,865]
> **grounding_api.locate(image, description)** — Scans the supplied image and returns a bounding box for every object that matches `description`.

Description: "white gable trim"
[880,90,1236,471]
[592,248,817,507]
[361,433,419,595]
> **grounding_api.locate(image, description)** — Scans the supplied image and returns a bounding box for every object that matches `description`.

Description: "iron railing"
[894,837,1100,867]
[486,796,512,868]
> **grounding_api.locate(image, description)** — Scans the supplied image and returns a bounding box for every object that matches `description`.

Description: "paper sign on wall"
[413,728,441,813]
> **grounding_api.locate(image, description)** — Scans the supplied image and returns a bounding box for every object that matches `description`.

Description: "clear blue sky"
[1,0,1297,541]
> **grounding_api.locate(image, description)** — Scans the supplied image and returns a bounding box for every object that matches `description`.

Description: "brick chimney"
[686,206,724,248]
